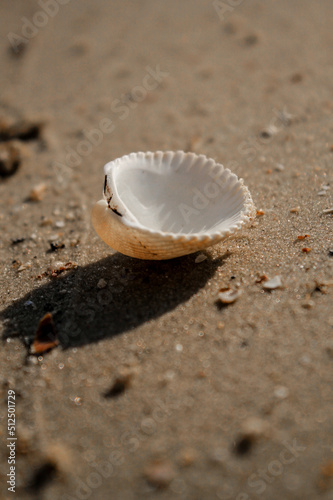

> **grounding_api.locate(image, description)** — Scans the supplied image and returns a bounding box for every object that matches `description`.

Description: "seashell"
[91,151,256,260]
[262,276,282,290]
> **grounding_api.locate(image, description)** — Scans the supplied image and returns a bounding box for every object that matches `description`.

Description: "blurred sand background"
[0,0,332,499]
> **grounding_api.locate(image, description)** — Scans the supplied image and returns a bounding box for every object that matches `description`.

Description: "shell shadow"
[1,251,229,350]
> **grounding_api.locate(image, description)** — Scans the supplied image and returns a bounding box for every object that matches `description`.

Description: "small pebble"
[302,247,311,253]
[243,33,260,46]
[144,459,176,488]
[241,417,269,438]
[323,207,333,214]
[55,220,65,228]
[195,254,207,264]
[28,183,47,202]
[290,207,300,213]
[49,242,65,252]
[290,72,303,83]
[177,448,197,467]
[24,300,36,309]
[256,209,265,217]
[260,125,278,139]
[18,262,31,272]
[275,163,285,171]
[263,276,282,290]
[317,190,327,196]
[11,237,25,245]
[0,141,21,177]
[218,288,242,304]
[65,211,75,221]
[97,278,107,289]
[302,299,315,309]
[274,385,289,399]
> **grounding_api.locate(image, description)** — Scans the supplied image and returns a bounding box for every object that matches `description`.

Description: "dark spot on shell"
[111,207,122,217]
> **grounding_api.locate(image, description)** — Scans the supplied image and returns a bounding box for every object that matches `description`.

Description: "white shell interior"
[105,152,249,236]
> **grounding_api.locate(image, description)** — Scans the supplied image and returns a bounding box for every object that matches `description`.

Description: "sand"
[0,1,332,499]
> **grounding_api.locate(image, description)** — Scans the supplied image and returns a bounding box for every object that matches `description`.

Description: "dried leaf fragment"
[31,313,58,355]
[48,261,78,277]
[302,247,311,253]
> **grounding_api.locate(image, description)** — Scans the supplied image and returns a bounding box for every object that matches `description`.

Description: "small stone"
[97,278,107,289]
[290,73,303,83]
[290,206,300,213]
[302,247,311,253]
[195,254,207,263]
[260,125,278,139]
[275,163,285,171]
[11,237,25,245]
[317,190,327,196]
[274,385,289,399]
[256,209,265,217]
[17,262,31,272]
[0,141,21,177]
[55,220,65,228]
[177,448,197,467]
[40,217,53,227]
[243,33,260,46]
[323,207,333,214]
[24,300,36,309]
[144,459,176,488]
[263,276,282,290]
[104,372,132,398]
[49,242,65,252]
[65,211,75,221]
[28,183,47,202]
[302,300,315,309]
[241,416,269,438]
[218,288,242,304]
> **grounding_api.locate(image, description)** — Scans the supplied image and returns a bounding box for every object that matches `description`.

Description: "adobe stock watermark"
[8,0,73,54]
[232,439,306,500]
[177,162,239,225]
[213,0,246,22]
[53,64,169,183]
